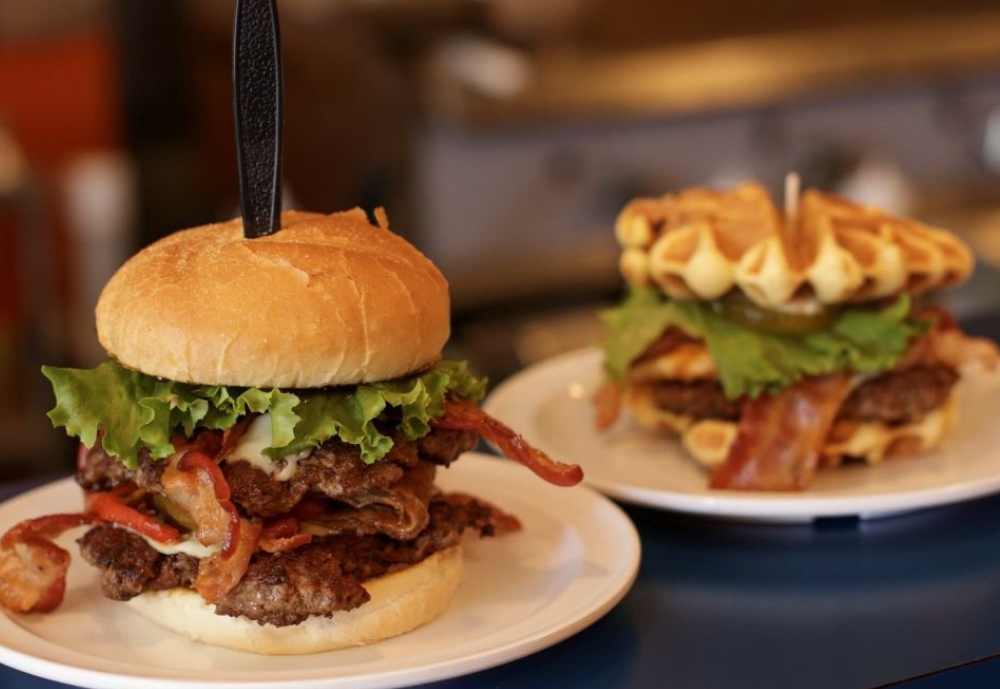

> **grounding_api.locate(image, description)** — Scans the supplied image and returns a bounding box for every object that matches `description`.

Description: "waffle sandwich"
[597,182,998,491]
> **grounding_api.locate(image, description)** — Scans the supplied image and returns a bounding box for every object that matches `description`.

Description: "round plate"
[0,453,639,689]
[485,347,1000,523]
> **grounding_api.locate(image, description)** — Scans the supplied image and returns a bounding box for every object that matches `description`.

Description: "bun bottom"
[625,385,956,469]
[126,545,463,655]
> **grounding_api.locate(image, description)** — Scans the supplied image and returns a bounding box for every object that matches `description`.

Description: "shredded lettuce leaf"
[41,360,486,468]
[601,287,927,399]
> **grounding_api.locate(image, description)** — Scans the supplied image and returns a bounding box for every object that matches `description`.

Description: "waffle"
[617,183,973,309]
[625,384,955,469]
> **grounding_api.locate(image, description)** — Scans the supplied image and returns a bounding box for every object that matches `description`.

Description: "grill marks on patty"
[76,493,519,626]
[646,365,959,425]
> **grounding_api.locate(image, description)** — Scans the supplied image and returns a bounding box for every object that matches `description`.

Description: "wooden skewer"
[784,172,801,226]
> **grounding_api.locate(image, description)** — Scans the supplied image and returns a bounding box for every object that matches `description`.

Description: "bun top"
[96,209,450,387]
[616,183,973,308]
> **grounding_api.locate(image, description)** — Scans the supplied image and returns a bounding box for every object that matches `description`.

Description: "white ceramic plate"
[485,347,1000,523]
[0,453,639,689]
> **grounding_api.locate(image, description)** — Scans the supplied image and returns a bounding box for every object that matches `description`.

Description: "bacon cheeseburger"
[0,210,582,654]
[596,183,998,491]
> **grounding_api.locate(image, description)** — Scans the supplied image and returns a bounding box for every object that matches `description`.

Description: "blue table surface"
[5,316,1000,689]
[4,470,1000,689]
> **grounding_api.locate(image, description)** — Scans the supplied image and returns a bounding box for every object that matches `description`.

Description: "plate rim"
[485,346,1000,523]
[0,453,641,689]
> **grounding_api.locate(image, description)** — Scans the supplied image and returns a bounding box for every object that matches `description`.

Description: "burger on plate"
[0,209,582,654]
[595,182,998,491]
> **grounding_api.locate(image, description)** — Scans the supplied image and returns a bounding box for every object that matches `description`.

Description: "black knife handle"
[233,0,282,239]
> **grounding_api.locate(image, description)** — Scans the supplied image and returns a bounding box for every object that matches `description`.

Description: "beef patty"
[646,365,958,425]
[77,526,198,600]
[77,492,519,626]
[77,426,479,520]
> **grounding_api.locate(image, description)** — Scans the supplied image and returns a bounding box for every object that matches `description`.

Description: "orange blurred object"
[0,29,121,170]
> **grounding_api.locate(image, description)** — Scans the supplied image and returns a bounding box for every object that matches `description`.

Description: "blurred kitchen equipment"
[416,11,1000,377]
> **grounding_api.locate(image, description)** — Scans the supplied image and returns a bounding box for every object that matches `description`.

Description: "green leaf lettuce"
[41,360,486,468]
[601,287,926,399]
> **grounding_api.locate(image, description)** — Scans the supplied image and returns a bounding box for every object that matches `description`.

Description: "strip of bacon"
[0,514,94,613]
[593,379,623,431]
[161,452,233,547]
[434,399,583,487]
[161,450,262,600]
[710,375,853,491]
[259,516,312,553]
[195,518,262,602]
[901,307,998,371]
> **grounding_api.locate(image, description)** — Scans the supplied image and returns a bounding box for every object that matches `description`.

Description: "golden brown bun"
[617,183,973,308]
[126,546,463,655]
[96,209,450,387]
[625,384,956,469]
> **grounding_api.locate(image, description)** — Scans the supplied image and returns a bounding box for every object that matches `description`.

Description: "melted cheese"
[224,414,302,481]
[140,534,221,558]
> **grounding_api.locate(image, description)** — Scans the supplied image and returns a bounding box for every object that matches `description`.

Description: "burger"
[0,209,582,654]
[595,182,998,491]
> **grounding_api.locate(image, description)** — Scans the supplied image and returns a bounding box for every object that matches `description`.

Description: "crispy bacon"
[593,379,623,431]
[710,375,853,491]
[85,490,181,544]
[160,450,261,600]
[195,517,261,602]
[926,329,999,371]
[178,452,230,501]
[0,514,94,613]
[259,516,312,553]
[434,399,583,486]
[900,308,998,371]
[161,452,232,547]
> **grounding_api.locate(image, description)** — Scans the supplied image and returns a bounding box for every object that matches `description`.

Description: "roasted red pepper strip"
[710,374,853,491]
[434,398,584,487]
[0,514,94,613]
[85,492,182,543]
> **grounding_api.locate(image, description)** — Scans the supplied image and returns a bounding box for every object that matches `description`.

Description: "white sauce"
[140,534,221,558]
[224,414,302,481]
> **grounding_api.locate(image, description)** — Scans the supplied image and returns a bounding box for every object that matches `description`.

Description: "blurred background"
[4,0,1000,478]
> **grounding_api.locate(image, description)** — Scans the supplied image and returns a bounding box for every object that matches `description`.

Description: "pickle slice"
[153,494,198,531]
[715,294,838,335]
